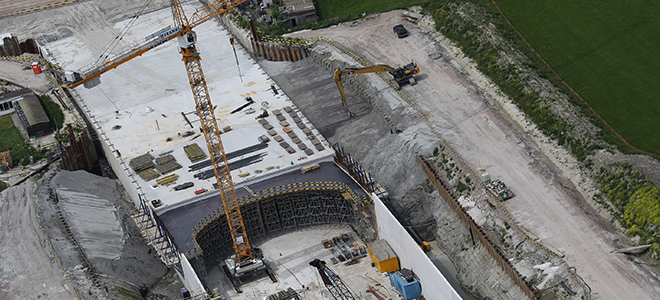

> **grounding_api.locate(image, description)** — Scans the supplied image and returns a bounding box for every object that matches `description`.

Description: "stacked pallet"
[155,154,182,174]
[184,143,206,163]
[138,169,160,181]
[129,153,155,172]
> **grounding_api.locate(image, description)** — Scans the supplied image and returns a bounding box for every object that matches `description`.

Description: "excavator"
[334,62,420,116]
[60,0,275,293]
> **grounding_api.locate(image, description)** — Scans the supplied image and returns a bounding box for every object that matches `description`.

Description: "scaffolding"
[333,143,388,198]
[132,193,183,275]
[193,187,366,270]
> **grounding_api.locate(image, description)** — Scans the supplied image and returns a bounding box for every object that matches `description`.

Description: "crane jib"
[158,26,181,40]
[147,39,169,51]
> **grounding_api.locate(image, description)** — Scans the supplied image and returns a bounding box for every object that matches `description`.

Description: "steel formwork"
[194,188,368,271]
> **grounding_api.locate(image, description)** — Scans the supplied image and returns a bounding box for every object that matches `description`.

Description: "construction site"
[1,0,660,300]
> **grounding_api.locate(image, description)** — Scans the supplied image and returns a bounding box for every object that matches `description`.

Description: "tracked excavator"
[59,0,276,293]
[334,62,420,116]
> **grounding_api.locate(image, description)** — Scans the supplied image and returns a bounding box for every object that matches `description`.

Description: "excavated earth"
[273,8,660,300]
[0,169,183,300]
[1,1,660,300]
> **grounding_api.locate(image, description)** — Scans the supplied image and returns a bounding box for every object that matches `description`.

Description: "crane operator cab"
[178,31,197,50]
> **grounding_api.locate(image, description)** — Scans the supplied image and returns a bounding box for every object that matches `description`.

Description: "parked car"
[393,24,409,38]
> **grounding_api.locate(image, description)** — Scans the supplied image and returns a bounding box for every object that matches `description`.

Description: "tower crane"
[60,0,275,292]
[333,62,420,116]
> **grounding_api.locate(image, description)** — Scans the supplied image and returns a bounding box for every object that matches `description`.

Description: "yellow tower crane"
[60,0,275,292]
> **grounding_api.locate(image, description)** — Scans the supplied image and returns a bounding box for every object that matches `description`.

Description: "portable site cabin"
[367,239,400,274]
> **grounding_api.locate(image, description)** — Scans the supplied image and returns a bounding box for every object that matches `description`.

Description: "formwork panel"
[193,189,363,278]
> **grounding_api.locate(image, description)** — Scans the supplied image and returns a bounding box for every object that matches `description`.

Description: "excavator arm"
[334,65,394,116]
[333,63,419,116]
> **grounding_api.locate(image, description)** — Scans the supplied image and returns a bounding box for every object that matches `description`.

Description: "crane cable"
[89,0,154,68]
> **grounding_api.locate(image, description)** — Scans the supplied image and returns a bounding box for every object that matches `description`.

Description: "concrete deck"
[205,226,398,300]
[42,2,334,209]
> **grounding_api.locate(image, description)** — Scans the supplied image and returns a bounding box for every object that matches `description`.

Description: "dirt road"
[290,10,660,299]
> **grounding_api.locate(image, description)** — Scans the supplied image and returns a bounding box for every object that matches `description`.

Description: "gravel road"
[290,10,660,299]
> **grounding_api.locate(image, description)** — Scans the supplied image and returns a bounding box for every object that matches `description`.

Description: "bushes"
[0,117,45,165]
[596,162,660,259]
[622,186,660,258]
[38,95,64,131]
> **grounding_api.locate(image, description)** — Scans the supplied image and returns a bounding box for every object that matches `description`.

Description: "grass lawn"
[315,0,427,22]
[495,0,660,155]
[0,116,43,165]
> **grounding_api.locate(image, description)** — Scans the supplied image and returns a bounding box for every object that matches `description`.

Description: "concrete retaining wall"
[219,14,254,56]
[419,156,539,299]
[372,193,462,300]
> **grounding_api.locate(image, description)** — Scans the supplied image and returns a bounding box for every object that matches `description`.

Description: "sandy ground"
[289,10,660,299]
[0,0,62,16]
[0,60,53,94]
[0,169,180,300]
[0,181,77,299]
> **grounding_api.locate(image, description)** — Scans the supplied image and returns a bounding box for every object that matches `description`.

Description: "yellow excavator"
[334,62,420,116]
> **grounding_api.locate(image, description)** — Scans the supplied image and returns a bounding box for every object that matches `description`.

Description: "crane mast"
[61,0,274,290]
[169,0,253,264]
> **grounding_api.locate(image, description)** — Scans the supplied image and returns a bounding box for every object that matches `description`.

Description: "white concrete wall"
[220,13,255,56]
[70,91,144,209]
[179,254,206,296]
[372,193,462,300]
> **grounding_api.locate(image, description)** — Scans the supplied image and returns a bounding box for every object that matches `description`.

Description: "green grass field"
[0,116,26,154]
[315,0,427,22]
[495,0,660,155]
[0,116,44,165]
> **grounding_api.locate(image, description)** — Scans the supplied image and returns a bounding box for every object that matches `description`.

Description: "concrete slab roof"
[16,93,49,125]
[44,2,334,208]
[0,88,32,102]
